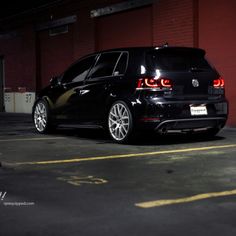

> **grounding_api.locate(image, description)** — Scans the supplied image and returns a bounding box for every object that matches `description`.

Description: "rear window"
[146,49,212,71]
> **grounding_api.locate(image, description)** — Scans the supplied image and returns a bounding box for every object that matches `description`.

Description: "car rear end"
[134,47,228,134]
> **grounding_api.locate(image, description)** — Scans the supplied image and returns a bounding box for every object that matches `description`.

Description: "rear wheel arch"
[105,97,135,118]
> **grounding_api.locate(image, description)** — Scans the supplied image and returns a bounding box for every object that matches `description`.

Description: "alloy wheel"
[108,102,130,141]
[34,102,48,132]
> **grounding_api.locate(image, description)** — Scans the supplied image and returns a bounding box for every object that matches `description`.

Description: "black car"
[33,46,228,143]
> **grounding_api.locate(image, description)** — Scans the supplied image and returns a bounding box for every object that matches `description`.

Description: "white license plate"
[190,105,208,116]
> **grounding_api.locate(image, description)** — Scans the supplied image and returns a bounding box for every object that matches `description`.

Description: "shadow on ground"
[0,113,225,146]
[52,126,225,146]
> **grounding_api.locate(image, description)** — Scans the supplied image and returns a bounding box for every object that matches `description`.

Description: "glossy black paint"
[33,46,228,136]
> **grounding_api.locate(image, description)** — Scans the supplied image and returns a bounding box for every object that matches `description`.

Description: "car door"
[78,51,124,122]
[51,55,97,122]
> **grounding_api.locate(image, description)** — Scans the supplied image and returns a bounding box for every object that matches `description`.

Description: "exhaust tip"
[158,126,167,135]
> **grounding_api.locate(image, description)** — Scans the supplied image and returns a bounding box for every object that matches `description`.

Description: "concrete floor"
[1,113,236,236]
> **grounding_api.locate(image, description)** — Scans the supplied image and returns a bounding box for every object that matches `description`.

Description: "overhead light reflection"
[155,69,161,79]
[141,65,146,74]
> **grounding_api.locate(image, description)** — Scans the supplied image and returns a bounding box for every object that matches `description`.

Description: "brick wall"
[199,0,236,126]
[153,0,195,47]
[0,25,36,92]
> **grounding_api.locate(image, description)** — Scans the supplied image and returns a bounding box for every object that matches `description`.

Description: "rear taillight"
[213,76,225,88]
[161,78,172,88]
[137,77,173,89]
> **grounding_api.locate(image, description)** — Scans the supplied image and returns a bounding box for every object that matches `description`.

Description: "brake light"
[144,78,159,88]
[137,77,173,89]
[161,78,172,88]
[213,77,225,88]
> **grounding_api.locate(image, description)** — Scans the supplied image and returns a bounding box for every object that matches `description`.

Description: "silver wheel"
[108,102,130,141]
[34,102,48,132]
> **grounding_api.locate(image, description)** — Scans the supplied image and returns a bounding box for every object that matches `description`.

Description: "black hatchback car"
[33,46,228,143]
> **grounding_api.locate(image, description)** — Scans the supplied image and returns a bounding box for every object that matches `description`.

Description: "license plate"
[190,105,208,116]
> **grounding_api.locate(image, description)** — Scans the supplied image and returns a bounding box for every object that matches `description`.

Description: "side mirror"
[50,76,59,87]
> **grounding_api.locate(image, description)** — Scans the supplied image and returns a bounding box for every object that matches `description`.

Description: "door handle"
[79,89,90,95]
[74,88,90,95]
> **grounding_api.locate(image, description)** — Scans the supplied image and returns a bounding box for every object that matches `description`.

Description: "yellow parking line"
[15,144,236,165]
[135,189,236,208]
[0,137,66,142]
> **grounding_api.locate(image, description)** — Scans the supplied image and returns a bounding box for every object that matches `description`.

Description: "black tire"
[107,101,134,144]
[33,99,54,134]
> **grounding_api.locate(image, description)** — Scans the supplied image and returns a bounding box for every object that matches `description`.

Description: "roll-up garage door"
[37,25,74,90]
[95,5,153,51]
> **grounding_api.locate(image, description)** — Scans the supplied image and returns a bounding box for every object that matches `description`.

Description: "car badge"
[192,79,199,87]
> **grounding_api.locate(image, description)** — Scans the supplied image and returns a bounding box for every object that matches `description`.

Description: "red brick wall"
[199,0,236,126]
[95,6,153,51]
[0,25,36,92]
[37,25,74,89]
[73,0,121,59]
[73,5,96,59]
[153,0,195,47]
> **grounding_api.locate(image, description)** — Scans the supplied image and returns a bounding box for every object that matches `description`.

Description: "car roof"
[94,46,206,54]
[68,46,206,72]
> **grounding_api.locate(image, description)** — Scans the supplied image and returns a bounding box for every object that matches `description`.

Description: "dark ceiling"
[0,0,61,19]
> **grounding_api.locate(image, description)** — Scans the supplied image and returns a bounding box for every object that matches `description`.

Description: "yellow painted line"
[57,175,108,186]
[0,137,66,142]
[14,144,236,165]
[135,189,236,208]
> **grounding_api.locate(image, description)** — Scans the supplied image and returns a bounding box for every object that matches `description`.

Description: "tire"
[108,101,134,143]
[33,99,54,134]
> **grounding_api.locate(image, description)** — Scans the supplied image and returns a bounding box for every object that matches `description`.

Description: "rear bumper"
[154,117,226,133]
[134,98,228,132]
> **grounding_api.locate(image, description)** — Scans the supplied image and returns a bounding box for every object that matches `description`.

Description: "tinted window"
[89,52,121,78]
[114,52,128,75]
[62,56,96,83]
[146,50,211,71]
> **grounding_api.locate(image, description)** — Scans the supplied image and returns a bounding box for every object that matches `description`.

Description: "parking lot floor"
[1,113,236,236]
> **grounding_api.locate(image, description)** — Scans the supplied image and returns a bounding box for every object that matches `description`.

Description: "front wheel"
[33,100,54,134]
[108,101,134,143]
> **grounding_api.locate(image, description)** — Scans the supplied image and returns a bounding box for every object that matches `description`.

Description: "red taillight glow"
[144,78,159,88]
[137,77,173,89]
[161,78,172,88]
[213,77,225,88]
